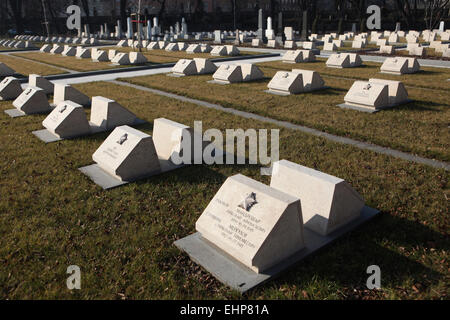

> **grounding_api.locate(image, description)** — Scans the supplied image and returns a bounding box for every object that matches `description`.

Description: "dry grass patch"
[11,52,128,72]
[0,82,447,299]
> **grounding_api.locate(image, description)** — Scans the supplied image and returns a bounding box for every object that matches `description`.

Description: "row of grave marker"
[1,72,380,291]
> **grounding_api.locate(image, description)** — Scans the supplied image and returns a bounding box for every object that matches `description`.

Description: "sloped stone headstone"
[171,59,198,76]
[28,74,53,95]
[50,44,64,54]
[12,86,51,115]
[270,160,364,236]
[210,45,227,56]
[92,125,161,182]
[53,83,90,106]
[90,96,139,130]
[341,81,389,112]
[240,64,264,82]
[186,44,202,54]
[129,52,147,64]
[40,43,50,52]
[196,173,304,273]
[42,101,91,138]
[266,71,304,95]
[193,58,217,74]
[0,77,22,100]
[212,64,243,84]
[111,52,130,65]
[291,69,325,92]
[62,45,77,56]
[0,63,15,77]
[368,78,409,106]
[152,118,198,172]
[75,47,91,59]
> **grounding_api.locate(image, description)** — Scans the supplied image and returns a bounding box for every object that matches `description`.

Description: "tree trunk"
[8,0,24,34]
[120,0,127,32]
[80,0,91,32]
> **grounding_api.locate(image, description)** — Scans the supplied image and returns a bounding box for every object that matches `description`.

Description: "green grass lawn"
[119,65,450,163]
[0,81,448,299]
[0,54,67,76]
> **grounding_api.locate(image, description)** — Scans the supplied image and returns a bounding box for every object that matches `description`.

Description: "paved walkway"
[110,80,449,171]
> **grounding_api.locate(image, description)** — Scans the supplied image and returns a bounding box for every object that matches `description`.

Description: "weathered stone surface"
[75,47,91,59]
[193,58,217,74]
[152,118,198,172]
[111,52,130,65]
[28,74,53,95]
[165,43,179,51]
[267,71,304,95]
[129,52,147,64]
[172,59,197,76]
[50,44,64,54]
[12,86,51,114]
[239,64,264,82]
[343,81,389,111]
[368,78,409,106]
[270,160,364,236]
[196,173,304,273]
[210,45,227,56]
[381,57,420,74]
[0,77,22,100]
[380,45,394,54]
[212,64,243,84]
[42,101,91,138]
[90,96,138,130]
[291,69,325,91]
[186,44,202,53]
[326,53,362,68]
[62,45,76,56]
[0,63,15,77]
[53,83,90,106]
[92,125,161,182]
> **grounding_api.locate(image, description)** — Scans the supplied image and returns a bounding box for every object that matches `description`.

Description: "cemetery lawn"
[0,81,447,299]
[0,54,67,76]
[11,52,132,72]
[119,65,450,162]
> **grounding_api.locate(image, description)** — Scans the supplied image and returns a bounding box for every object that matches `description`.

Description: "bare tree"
[8,0,24,34]
[80,0,91,30]
[424,0,449,29]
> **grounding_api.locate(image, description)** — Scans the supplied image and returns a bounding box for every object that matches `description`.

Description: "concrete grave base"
[264,89,291,96]
[337,99,414,113]
[32,129,63,143]
[265,86,330,96]
[4,109,26,117]
[166,73,186,77]
[207,79,231,85]
[32,118,147,143]
[175,206,379,293]
[79,161,185,190]
[4,106,55,118]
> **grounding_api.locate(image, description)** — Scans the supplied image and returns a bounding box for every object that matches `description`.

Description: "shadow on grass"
[247,213,446,296]
[394,100,449,112]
